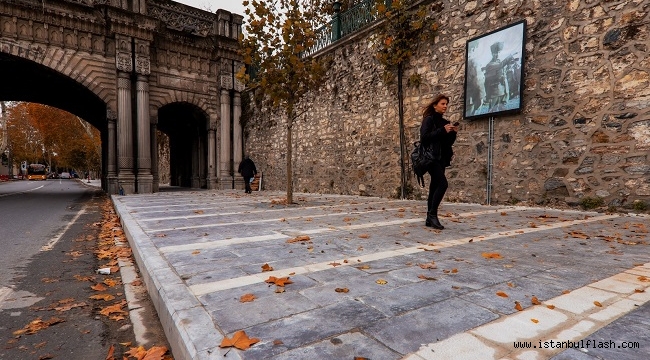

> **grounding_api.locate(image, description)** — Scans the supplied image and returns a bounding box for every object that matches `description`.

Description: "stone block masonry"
[244,0,650,208]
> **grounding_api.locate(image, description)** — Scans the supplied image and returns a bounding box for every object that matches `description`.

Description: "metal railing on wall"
[304,0,390,57]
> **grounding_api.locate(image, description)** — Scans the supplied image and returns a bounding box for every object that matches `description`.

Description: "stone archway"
[157,102,210,189]
[0,51,111,191]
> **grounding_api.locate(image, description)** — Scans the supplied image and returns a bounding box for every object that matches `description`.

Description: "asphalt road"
[0,179,170,359]
[0,178,90,288]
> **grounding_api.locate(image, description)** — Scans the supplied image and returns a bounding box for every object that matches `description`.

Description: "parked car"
[60,172,71,179]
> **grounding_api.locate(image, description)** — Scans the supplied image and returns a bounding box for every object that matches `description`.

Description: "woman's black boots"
[425,213,444,230]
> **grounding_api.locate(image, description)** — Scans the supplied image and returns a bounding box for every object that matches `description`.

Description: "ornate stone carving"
[234,79,246,92]
[106,108,117,120]
[116,52,132,72]
[147,1,213,37]
[136,79,149,92]
[220,75,233,90]
[135,55,150,75]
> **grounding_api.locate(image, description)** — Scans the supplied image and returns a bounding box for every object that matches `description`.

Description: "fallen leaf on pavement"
[126,345,168,359]
[103,278,118,287]
[546,304,556,309]
[99,300,127,317]
[265,276,293,287]
[531,296,541,305]
[359,234,370,239]
[335,288,349,293]
[418,262,437,269]
[496,291,509,298]
[514,301,523,311]
[261,263,273,272]
[482,252,503,259]
[220,330,259,350]
[74,275,95,282]
[191,250,200,255]
[13,318,65,336]
[531,318,539,323]
[240,294,256,303]
[105,344,115,360]
[594,301,602,307]
[90,294,115,301]
[376,279,388,285]
[286,235,310,243]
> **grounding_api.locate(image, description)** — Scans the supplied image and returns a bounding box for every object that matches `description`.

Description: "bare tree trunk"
[397,62,407,199]
[286,112,294,204]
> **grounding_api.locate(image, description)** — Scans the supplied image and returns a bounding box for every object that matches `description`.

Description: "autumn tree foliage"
[5,103,101,173]
[375,0,438,198]
[239,0,328,204]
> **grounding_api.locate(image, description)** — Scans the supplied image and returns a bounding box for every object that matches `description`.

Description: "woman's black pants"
[427,161,448,218]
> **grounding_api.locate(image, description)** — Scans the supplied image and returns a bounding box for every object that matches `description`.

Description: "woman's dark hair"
[423,94,450,117]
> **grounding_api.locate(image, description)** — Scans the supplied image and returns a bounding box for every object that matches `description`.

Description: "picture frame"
[463,20,527,120]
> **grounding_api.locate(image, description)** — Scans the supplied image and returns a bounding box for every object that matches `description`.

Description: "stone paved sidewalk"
[111,190,650,360]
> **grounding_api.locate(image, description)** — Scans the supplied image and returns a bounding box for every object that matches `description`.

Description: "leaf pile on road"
[95,200,173,359]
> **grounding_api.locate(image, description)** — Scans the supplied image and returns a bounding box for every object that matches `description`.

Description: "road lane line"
[40,207,87,251]
[0,184,45,198]
[188,213,618,296]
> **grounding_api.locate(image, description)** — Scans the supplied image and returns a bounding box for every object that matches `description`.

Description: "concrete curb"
[111,195,236,360]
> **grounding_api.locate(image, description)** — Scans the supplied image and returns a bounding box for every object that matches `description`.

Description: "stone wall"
[244,0,650,208]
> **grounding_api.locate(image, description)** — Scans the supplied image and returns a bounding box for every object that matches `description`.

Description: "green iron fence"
[304,0,390,56]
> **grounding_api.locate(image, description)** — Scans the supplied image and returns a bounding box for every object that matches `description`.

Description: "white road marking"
[40,207,86,251]
[189,213,618,296]
[0,184,45,198]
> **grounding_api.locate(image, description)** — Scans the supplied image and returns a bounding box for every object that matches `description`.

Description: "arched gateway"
[0,0,245,194]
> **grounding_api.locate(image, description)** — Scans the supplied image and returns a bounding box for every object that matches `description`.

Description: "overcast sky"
[174,0,246,15]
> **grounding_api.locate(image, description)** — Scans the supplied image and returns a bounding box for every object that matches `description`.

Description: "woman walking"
[420,94,458,229]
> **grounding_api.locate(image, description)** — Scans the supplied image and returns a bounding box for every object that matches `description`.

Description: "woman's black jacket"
[419,112,457,167]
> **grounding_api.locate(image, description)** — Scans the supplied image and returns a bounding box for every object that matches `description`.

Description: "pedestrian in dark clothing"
[238,156,257,194]
[420,94,458,230]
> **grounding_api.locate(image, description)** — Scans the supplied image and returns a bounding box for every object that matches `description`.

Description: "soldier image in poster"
[465,42,485,116]
[463,21,526,119]
[482,42,520,112]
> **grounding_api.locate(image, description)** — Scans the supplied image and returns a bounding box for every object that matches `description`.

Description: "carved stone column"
[207,124,218,189]
[136,74,153,193]
[107,109,119,194]
[219,88,232,189]
[232,90,244,190]
[117,71,135,194]
[115,35,135,194]
[134,39,152,193]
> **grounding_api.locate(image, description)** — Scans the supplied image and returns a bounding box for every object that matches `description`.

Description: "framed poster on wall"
[463,20,527,120]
